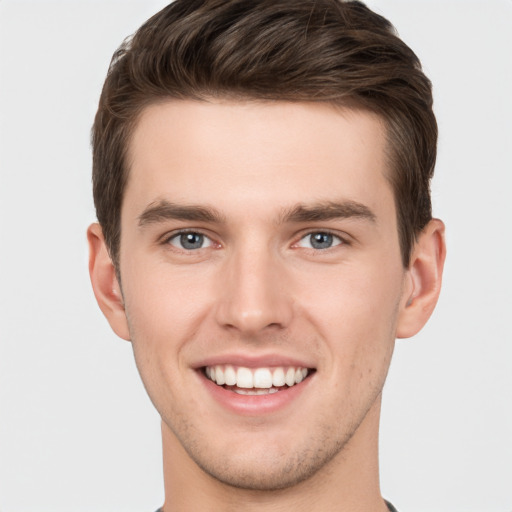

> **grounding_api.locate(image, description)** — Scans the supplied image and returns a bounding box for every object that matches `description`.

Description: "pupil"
[180,233,203,249]
[311,233,332,249]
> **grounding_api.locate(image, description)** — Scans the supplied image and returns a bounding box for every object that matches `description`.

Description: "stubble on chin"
[161,389,381,494]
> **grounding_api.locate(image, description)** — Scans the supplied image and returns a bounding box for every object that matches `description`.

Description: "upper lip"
[193,352,316,370]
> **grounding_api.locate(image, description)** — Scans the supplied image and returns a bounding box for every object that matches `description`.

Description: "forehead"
[124,99,392,220]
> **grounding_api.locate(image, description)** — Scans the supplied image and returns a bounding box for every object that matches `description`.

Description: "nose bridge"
[215,238,292,334]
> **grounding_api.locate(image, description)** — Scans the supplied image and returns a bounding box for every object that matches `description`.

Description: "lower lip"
[198,371,314,416]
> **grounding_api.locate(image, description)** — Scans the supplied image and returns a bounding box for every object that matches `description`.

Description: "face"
[117,100,408,490]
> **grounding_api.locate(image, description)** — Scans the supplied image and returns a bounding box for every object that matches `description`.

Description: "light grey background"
[0,1,511,511]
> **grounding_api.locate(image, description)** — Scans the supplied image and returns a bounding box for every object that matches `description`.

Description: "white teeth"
[234,387,281,395]
[224,365,236,386]
[285,367,296,387]
[215,365,225,385]
[272,367,286,387]
[236,367,254,388]
[205,365,311,389]
[253,368,273,388]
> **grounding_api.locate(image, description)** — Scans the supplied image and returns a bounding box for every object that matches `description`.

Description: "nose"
[214,245,293,336]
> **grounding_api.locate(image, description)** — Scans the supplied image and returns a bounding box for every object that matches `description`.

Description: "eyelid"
[160,228,219,249]
[292,229,350,249]
[158,227,351,251]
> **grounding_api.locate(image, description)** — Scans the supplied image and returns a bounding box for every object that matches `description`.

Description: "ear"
[87,223,131,341]
[396,219,446,339]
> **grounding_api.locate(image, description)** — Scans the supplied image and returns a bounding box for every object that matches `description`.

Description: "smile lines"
[204,365,310,393]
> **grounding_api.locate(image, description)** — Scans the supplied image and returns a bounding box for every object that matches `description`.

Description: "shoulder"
[385,500,399,512]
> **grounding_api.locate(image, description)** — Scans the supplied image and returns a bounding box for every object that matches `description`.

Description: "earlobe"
[396,219,446,339]
[87,223,131,341]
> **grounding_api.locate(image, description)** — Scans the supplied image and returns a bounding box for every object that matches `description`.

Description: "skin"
[88,100,445,511]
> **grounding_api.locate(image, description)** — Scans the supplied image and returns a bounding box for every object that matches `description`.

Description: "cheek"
[122,256,211,339]
[120,265,203,419]
[296,260,403,368]
[119,257,213,397]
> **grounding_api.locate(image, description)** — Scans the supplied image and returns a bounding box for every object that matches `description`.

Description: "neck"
[160,396,388,512]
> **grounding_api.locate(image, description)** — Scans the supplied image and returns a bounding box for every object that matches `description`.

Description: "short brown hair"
[92,0,437,268]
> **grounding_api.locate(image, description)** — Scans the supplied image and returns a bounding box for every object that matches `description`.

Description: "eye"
[296,232,343,250]
[167,232,213,250]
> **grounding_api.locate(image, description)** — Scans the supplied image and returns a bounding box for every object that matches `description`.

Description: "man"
[87,1,445,510]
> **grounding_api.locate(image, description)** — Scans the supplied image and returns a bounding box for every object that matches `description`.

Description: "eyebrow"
[138,200,225,226]
[138,199,376,227]
[279,200,377,224]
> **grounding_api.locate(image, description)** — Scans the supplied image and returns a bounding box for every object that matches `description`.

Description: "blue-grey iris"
[310,233,333,249]
[180,233,204,250]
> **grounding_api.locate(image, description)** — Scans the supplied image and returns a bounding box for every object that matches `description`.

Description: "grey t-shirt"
[386,500,399,512]
[155,500,399,511]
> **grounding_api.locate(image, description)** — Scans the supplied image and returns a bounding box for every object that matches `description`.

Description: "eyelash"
[163,229,216,251]
[161,229,349,252]
[293,230,348,251]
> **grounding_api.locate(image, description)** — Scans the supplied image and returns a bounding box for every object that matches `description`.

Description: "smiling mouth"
[203,365,314,395]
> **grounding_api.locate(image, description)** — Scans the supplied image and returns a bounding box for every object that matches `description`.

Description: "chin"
[194,454,327,491]
[176,421,353,492]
